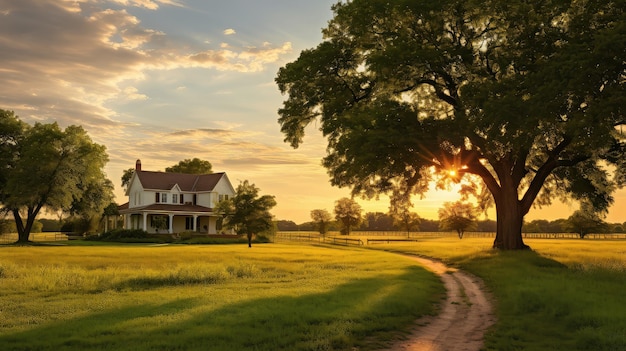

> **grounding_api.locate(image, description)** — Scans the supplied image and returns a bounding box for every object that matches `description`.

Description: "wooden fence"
[275,231,626,245]
[0,232,69,244]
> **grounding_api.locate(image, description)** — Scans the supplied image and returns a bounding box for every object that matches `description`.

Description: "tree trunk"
[14,210,33,244]
[247,233,252,248]
[492,188,529,250]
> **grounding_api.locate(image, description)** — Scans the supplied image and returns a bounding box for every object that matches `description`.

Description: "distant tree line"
[275,216,626,234]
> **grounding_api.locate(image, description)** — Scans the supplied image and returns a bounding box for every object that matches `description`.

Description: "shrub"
[87,229,149,242]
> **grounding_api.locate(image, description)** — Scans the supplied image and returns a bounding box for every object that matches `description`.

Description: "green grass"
[0,243,443,351]
[373,237,626,351]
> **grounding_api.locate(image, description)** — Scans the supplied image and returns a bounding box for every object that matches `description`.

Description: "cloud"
[223,28,236,35]
[0,0,293,136]
[108,0,184,10]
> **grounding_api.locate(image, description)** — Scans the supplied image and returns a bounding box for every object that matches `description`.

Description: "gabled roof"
[135,171,226,192]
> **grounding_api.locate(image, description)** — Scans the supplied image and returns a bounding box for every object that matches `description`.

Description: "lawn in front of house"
[0,243,443,351]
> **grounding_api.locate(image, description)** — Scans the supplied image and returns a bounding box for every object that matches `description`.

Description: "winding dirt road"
[386,255,496,351]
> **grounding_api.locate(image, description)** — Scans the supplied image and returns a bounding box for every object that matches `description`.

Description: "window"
[219,194,229,202]
[155,192,160,203]
[161,193,167,203]
[180,194,184,204]
[172,194,178,204]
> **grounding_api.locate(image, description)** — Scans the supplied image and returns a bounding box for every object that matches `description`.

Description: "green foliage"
[388,197,421,233]
[0,109,112,242]
[86,229,149,242]
[165,158,213,174]
[360,212,396,231]
[438,201,478,239]
[217,180,277,247]
[38,219,62,232]
[565,209,609,238]
[120,168,135,190]
[310,208,333,234]
[276,0,626,249]
[0,219,42,234]
[334,198,362,235]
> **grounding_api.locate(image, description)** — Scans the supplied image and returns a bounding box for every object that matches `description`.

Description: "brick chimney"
[135,159,142,171]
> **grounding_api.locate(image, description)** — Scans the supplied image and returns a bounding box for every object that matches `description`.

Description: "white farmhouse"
[118,160,235,234]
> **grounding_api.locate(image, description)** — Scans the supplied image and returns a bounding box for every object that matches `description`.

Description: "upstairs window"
[180,195,184,204]
[155,192,160,203]
[161,193,167,203]
[172,194,178,204]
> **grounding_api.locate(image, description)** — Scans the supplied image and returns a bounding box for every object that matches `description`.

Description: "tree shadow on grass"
[462,249,626,351]
[0,266,441,351]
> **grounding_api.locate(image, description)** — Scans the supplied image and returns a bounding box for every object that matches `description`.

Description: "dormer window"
[161,193,167,203]
[172,194,178,204]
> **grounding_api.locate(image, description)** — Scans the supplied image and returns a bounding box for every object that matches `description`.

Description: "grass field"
[0,243,443,351]
[373,237,626,351]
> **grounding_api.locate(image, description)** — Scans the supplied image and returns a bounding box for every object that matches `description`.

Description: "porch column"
[142,213,148,231]
[192,215,198,232]
[125,214,130,229]
[169,214,174,233]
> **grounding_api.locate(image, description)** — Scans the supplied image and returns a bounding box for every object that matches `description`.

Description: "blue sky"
[1,0,624,224]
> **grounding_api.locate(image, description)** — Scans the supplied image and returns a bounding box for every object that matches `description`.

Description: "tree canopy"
[216,180,276,247]
[276,0,626,249]
[165,158,213,174]
[565,204,609,238]
[0,110,112,242]
[333,197,362,235]
[310,209,333,234]
[438,201,479,239]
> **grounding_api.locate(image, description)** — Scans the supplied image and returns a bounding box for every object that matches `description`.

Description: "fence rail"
[0,232,69,244]
[276,231,626,245]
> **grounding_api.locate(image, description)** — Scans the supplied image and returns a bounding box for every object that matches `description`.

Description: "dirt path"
[386,255,496,351]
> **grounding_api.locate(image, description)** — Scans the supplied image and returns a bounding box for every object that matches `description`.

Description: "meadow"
[1,237,624,351]
[372,237,626,351]
[0,243,443,351]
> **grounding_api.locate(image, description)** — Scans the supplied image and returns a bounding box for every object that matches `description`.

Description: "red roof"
[135,171,225,192]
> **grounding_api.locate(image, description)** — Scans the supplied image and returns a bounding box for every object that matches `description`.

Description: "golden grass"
[0,243,443,351]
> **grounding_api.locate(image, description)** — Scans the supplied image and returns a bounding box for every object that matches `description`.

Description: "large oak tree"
[0,110,112,243]
[276,0,625,249]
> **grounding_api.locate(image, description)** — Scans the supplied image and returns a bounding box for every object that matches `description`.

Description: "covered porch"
[119,204,230,235]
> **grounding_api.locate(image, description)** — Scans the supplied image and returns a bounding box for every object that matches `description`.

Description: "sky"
[1,0,624,224]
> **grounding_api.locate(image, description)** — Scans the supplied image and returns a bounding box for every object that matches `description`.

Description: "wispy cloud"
[223,28,236,35]
[0,0,292,131]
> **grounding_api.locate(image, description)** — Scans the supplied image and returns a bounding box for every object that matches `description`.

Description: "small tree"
[310,209,332,235]
[121,168,135,191]
[217,180,276,247]
[333,198,362,235]
[565,208,607,238]
[438,201,478,239]
[389,196,420,236]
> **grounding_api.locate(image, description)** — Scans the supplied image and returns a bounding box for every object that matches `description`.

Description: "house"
[118,160,235,234]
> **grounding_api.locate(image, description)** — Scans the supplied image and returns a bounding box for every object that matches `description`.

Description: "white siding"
[127,173,145,208]
[196,193,212,208]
